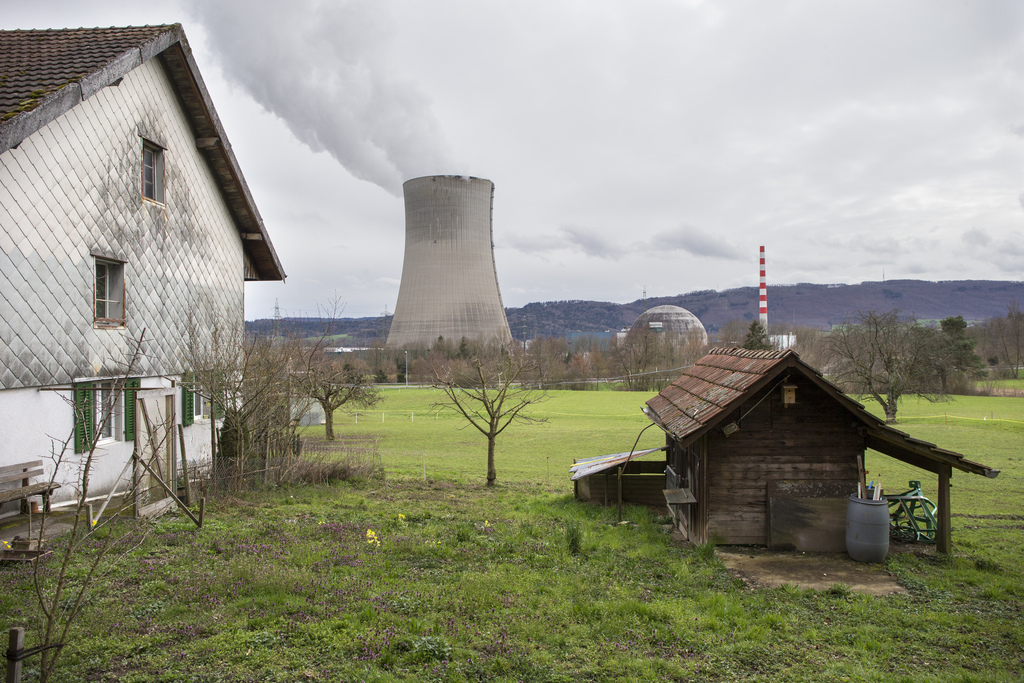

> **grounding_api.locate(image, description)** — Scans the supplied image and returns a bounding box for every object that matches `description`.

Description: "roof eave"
[157,39,285,282]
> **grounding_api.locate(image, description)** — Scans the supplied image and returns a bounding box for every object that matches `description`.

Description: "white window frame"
[94,258,126,326]
[95,381,121,443]
[194,392,212,422]
[142,140,165,203]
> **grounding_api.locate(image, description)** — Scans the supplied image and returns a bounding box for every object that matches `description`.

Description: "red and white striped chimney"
[759,246,768,329]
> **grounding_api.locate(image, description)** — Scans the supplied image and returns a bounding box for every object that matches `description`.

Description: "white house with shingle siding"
[0,25,284,515]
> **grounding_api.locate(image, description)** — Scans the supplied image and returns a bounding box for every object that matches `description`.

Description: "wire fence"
[889,414,1024,427]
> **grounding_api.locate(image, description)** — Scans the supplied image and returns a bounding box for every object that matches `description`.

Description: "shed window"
[94,258,125,325]
[142,141,164,202]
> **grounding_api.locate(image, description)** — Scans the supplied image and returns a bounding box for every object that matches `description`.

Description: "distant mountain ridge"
[247,279,1024,341]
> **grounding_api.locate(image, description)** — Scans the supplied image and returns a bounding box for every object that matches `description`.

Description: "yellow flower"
[398,514,406,520]
[366,529,381,547]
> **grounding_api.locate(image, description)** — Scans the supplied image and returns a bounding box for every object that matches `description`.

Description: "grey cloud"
[561,226,621,259]
[648,225,742,260]
[502,233,563,257]
[963,228,991,247]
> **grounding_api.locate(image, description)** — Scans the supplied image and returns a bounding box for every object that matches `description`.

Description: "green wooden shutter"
[182,385,194,427]
[73,383,94,453]
[123,378,141,441]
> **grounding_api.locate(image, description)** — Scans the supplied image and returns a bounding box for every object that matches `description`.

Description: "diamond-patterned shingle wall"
[0,58,243,389]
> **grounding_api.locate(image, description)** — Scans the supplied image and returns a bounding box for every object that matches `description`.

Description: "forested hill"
[510,280,1024,336]
[247,279,1024,341]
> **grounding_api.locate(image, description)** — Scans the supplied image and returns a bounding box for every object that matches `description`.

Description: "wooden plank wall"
[666,436,707,543]
[705,374,862,545]
[576,459,667,507]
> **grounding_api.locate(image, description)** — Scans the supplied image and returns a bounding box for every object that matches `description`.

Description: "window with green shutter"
[73,383,94,453]
[124,378,141,441]
[182,385,194,427]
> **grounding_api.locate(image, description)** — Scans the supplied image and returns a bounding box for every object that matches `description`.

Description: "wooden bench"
[0,460,60,513]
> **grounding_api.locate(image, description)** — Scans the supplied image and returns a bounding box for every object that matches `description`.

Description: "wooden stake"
[132,451,202,528]
[138,400,165,482]
[856,454,868,499]
[937,466,951,554]
[6,627,24,683]
[177,424,191,506]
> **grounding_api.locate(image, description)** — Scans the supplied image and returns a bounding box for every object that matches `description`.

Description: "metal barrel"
[846,494,890,563]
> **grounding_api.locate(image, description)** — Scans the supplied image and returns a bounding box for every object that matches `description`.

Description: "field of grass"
[297,386,666,488]
[979,377,1024,391]
[1,389,1022,681]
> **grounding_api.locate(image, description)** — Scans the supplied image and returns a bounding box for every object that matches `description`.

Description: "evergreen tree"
[742,321,773,350]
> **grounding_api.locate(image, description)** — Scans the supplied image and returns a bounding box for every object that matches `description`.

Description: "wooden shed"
[644,348,998,553]
[571,447,668,508]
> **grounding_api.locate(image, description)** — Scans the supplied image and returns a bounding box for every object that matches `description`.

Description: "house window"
[142,141,164,202]
[95,382,118,441]
[182,384,212,426]
[195,393,212,421]
[94,258,125,325]
[74,379,139,452]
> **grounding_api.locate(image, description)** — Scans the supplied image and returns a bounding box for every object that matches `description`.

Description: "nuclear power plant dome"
[629,305,708,344]
[386,175,513,348]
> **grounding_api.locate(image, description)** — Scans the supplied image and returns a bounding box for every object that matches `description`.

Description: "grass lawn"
[1,389,1021,681]
[299,386,667,488]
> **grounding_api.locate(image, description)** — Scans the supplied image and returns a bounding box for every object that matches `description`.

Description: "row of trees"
[387,327,710,392]
[826,311,985,422]
[178,301,1020,488]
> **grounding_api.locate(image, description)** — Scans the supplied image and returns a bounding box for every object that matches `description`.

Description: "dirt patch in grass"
[717,546,909,595]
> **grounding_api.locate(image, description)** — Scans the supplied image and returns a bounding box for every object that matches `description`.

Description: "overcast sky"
[4,1,1022,320]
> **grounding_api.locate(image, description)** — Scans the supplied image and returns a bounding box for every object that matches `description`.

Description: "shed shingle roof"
[645,347,998,478]
[0,25,284,282]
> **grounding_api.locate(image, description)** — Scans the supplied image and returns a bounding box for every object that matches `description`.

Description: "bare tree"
[293,300,382,441]
[714,318,749,346]
[431,346,547,486]
[181,312,299,488]
[989,301,1024,379]
[609,327,658,390]
[31,333,149,682]
[826,310,938,423]
[298,352,381,440]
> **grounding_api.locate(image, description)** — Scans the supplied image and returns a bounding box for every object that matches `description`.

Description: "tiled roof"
[0,26,175,120]
[645,347,792,443]
[0,25,285,282]
[645,347,998,478]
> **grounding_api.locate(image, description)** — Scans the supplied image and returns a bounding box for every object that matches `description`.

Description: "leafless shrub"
[277,437,383,485]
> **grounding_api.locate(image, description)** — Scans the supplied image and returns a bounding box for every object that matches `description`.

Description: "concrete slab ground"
[716,546,909,596]
[1,511,79,551]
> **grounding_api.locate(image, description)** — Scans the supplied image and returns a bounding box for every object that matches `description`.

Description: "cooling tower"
[386,176,512,348]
